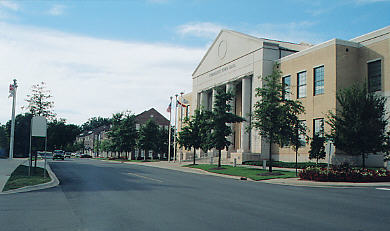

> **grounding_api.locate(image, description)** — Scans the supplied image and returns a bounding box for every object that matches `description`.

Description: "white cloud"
[177,22,224,39]
[48,4,65,16]
[0,1,20,11]
[0,22,205,125]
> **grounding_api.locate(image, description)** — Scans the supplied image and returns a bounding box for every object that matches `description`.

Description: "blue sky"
[0,0,389,125]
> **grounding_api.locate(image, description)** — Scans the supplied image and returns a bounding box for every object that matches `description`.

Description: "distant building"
[135,108,170,130]
[134,108,170,159]
[76,125,110,157]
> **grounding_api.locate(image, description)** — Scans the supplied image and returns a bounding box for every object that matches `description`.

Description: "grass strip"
[185,164,297,181]
[3,165,51,192]
[102,158,160,163]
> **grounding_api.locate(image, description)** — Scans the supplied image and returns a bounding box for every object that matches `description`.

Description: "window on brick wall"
[368,60,381,93]
[299,120,307,146]
[313,118,324,137]
[314,66,324,95]
[282,75,291,100]
[297,71,307,98]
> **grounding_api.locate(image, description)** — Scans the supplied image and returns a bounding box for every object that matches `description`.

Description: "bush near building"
[299,166,390,182]
[243,161,327,169]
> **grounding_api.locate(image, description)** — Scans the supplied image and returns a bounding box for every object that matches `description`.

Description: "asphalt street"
[1,159,389,231]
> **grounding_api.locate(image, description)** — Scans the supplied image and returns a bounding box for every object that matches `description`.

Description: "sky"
[0,0,389,125]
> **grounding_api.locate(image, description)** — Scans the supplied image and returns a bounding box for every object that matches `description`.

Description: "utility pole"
[9,79,18,160]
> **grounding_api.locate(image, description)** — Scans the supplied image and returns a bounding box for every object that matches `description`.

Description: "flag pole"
[179,92,184,164]
[173,94,178,162]
[168,96,172,163]
[9,79,17,160]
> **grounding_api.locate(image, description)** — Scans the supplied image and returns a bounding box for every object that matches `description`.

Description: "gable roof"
[192,29,311,78]
[135,108,169,126]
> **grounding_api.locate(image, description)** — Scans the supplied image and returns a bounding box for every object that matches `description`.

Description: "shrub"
[299,166,390,182]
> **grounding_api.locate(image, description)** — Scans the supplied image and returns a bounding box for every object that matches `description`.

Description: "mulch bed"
[210,167,227,170]
[257,172,284,176]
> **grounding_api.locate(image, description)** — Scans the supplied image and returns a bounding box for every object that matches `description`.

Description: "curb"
[0,163,60,195]
[101,159,246,180]
[100,160,390,188]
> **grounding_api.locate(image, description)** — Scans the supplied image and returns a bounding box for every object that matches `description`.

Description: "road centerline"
[127,172,163,183]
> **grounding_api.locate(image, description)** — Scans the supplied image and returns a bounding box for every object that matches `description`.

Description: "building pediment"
[192,30,265,78]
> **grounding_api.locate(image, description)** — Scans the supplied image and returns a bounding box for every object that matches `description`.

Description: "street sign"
[31,116,47,137]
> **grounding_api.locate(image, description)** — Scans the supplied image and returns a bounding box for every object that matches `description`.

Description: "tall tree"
[23,82,56,120]
[327,83,387,168]
[107,113,124,158]
[252,65,305,172]
[137,119,159,159]
[47,119,81,151]
[120,112,138,159]
[0,124,8,157]
[5,113,33,157]
[210,87,244,168]
[81,117,111,132]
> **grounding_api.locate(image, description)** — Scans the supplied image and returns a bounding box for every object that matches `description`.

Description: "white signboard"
[31,116,47,137]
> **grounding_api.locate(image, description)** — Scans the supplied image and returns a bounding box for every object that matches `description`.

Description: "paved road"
[1,159,389,231]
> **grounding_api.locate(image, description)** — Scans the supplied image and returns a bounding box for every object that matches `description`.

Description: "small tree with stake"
[309,134,326,165]
[210,87,244,168]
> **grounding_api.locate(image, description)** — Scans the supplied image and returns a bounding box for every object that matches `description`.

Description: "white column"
[212,88,217,110]
[200,91,207,111]
[241,77,251,152]
[226,83,235,150]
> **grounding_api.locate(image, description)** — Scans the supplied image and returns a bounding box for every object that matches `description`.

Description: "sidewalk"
[0,158,28,192]
[116,160,390,188]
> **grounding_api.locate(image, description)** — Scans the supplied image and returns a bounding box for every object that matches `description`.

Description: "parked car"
[64,152,72,158]
[80,154,92,158]
[53,150,65,160]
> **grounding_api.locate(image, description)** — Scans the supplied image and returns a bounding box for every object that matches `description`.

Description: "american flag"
[8,84,15,98]
[166,102,171,113]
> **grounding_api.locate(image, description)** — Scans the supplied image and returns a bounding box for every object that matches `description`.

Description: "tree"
[4,113,33,157]
[252,65,305,172]
[137,119,159,159]
[47,119,81,151]
[81,117,111,132]
[178,109,206,165]
[308,134,326,164]
[290,120,307,175]
[120,112,138,159]
[327,83,387,168]
[210,87,244,168]
[0,124,8,158]
[23,82,56,120]
[156,126,169,160]
[107,113,124,158]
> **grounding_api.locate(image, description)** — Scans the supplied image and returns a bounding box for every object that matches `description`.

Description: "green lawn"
[3,165,51,192]
[185,164,297,181]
